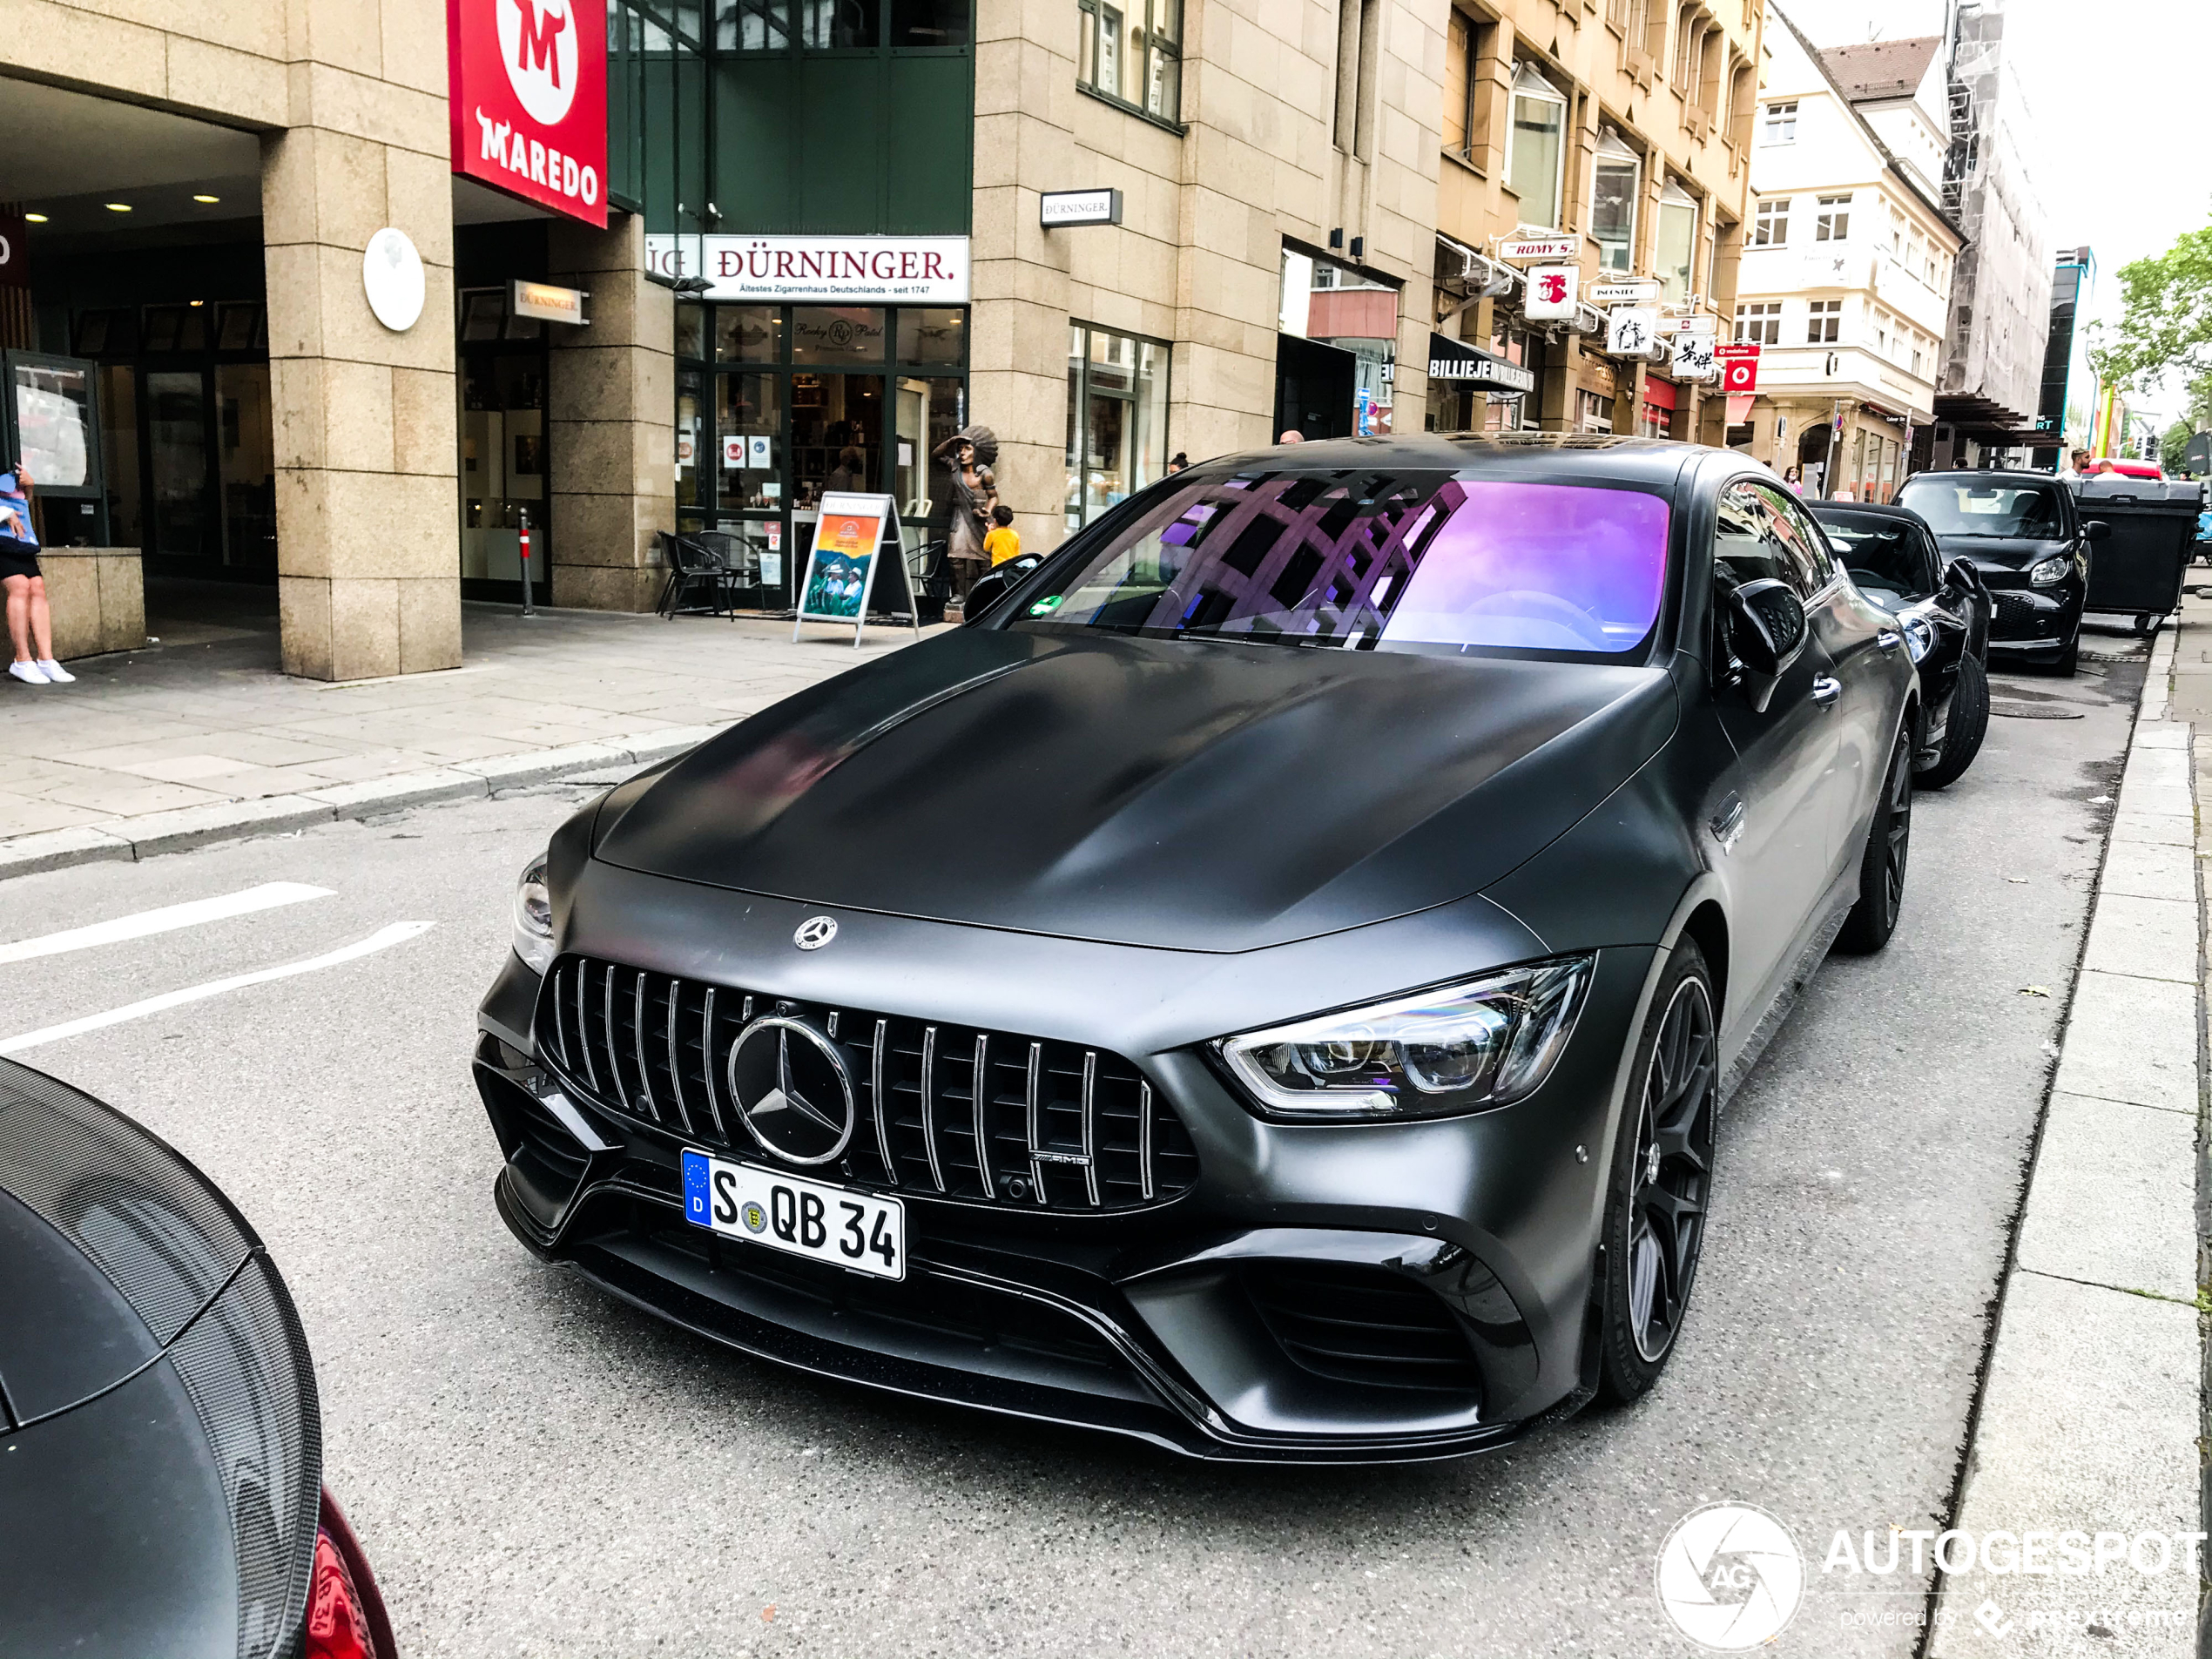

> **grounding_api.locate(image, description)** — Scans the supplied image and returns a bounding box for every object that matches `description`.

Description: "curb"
[1925,625,2203,1653]
[0,726,716,882]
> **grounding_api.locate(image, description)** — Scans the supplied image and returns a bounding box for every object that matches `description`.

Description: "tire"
[1915,653,1987,790]
[1835,725,1913,954]
[2048,631,2079,677]
[1595,942,1719,1406]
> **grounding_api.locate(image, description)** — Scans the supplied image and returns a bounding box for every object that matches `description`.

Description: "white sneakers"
[8,658,72,685]
[36,659,73,683]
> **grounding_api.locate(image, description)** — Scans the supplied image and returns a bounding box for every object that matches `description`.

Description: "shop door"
[1274,334,1356,441]
[145,369,211,560]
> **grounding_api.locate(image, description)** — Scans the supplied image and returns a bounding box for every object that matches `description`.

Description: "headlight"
[2027,555,2070,587]
[1901,614,1936,662]
[512,853,556,974]
[1216,955,1594,1122]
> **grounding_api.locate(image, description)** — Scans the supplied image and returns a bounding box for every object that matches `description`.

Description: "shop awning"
[1428,334,1536,394]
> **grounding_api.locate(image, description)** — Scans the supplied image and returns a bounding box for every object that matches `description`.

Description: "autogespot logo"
[1656,1503,1805,1650]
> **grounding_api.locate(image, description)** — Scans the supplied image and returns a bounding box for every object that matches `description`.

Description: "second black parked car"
[1894,469,2103,676]
[1809,501,1992,789]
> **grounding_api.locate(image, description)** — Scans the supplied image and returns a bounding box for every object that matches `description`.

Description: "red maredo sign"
[1716,342,1761,395]
[448,0,609,227]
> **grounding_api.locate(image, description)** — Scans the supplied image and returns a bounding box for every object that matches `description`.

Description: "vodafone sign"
[448,0,609,226]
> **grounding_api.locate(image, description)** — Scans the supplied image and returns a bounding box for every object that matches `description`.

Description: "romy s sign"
[448,0,610,226]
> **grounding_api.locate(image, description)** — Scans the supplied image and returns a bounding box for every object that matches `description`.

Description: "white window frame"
[1735,301,1782,346]
[1655,178,1699,304]
[1807,299,1842,344]
[1751,197,1789,246]
[1814,194,1851,243]
[1592,126,1642,273]
[1761,99,1797,145]
[1503,62,1570,231]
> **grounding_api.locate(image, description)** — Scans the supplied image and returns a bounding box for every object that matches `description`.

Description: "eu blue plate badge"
[682,1149,711,1225]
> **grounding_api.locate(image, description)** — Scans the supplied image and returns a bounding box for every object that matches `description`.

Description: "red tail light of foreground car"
[307,1488,398,1659]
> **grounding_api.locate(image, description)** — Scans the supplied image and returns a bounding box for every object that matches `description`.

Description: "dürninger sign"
[648,234,970,303]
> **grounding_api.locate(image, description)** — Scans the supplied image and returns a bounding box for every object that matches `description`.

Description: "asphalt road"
[0,634,2146,1658]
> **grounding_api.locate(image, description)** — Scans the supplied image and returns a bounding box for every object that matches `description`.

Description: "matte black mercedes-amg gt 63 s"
[474,435,1916,1463]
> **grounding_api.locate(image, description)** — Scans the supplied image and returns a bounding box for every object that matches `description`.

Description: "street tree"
[2091,226,2212,393]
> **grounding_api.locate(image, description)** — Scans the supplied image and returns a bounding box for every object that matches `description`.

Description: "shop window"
[715,306,786,362]
[896,308,966,365]
[1750,197,1788,247]
[792,307,888,364]
[1504,63,1568,231]
[1814,195,1851,243]
[1078,0,1180,125]
[1592,129,1642,273]
[1655,179,1698,303]
[1735,301,1781,346]
[1807,300,1842,344]
[1575,389,1615,435]
[1761,99,1797,145]
[1066,322,1170,533]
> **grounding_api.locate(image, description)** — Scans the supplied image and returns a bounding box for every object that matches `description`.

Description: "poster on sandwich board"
[794,492,921,646]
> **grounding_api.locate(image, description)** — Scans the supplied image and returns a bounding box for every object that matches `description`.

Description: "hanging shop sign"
[1500,234,1581,262]
[447,0,609,226]
[650,234,972,303]
[1427,334,1535,394]
[1673,332,1719,381]
[1041,189,1123,228]
[1605,307,1664,361]
[1716,342,1761,395]
[1522,266,1580,320]
[510,280,588,326]
[1590,279,1661,307]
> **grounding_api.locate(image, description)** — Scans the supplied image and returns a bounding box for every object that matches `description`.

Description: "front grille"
[534,955,1199,1213]
[1243,1262,1483,1393]
[1990,590,2054,635]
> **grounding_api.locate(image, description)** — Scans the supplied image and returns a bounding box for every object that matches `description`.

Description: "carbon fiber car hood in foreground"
[591,631,1677,952]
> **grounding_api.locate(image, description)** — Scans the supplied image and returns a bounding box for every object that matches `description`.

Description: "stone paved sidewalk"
[0,584,941,875]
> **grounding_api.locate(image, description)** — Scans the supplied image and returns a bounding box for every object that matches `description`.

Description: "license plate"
[680,1149,906,1282]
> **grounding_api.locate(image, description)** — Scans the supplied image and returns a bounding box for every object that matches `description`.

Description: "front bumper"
[474,873,1657,1462]
[1982,577,2081,651]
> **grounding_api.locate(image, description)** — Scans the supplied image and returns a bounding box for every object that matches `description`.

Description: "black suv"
[1893,470,2106,675]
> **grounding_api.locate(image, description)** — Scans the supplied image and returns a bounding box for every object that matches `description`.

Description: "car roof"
[1805,501,1932,528]
[1196,432,1714,490]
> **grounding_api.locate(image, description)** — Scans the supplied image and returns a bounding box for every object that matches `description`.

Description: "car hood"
[592,631,1678,953]
[1931,533,2065,569]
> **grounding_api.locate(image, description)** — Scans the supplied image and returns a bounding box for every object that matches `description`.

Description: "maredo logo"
[496,0,578,126]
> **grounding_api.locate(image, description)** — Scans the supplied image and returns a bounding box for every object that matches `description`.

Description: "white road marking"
[0,921,435,1055]
[0,882,335,967]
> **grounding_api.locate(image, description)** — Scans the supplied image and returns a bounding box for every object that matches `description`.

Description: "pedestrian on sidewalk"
[0,460,71,688]
[983,504,1021,567]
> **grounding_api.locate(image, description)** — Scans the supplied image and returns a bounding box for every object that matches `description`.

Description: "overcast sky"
[1789,0,2212,417]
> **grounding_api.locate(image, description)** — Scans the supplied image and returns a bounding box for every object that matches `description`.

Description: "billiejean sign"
[646,234,971,304]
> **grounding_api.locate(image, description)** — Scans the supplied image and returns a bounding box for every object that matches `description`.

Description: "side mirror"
[1725,578,1809,713]
[2084,519,2113,543]
[1941,555,1985,596]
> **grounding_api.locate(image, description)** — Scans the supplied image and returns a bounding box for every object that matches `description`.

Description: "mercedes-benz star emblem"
[727,1015,855,1166]
[793,915,838,950]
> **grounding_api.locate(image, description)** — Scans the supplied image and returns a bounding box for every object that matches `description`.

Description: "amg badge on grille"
[793,915,838,950]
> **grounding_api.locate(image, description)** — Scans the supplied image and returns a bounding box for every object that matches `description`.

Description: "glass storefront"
[1066,322,1170,533]
[457,287,553,594]
[678,301,968,607]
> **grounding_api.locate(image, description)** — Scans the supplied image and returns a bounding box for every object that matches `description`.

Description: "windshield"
[1816,511,1929,601]
[1896,478,2062,539]
[1012,468,1671,659]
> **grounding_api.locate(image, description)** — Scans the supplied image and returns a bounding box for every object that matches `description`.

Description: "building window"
[1505,62,1568,230]
[1575,389,1615,434]
[1592,128,1642,273]
[1067,323,1170,534]
[1814,194,1851,242]
[1735,301,1781,345]
[1078,0,1181,123]
[1751,197,1789,246]
[1807,299,1842,344]
[1762,99,1797,145]
[1656,179,1699,303]
[1888,208,1905,253]
[1875,314,1889,356]
[1912,345,1926,376]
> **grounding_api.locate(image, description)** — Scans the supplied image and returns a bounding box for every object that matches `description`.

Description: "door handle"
[1811,676,1842,707]
[1876,630,1903,651]
[1708,795,1746,851]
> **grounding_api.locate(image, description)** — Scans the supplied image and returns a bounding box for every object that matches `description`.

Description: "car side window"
[1713,482,1791,590]
[1754,486,1837,598]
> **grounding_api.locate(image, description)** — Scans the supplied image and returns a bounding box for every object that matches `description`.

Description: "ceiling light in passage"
[104,202,132,212]
[23,213,47,224]
[192,194,220,204]
[189,300,206,307]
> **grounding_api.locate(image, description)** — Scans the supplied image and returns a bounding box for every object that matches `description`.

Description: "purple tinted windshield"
[1022,469,1670,657]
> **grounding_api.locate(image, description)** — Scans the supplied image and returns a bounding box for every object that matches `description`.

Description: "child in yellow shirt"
[982,504,1021,566]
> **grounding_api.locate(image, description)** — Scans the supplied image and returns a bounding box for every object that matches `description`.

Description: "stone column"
[263,0,460,680]
[546,214,675,610]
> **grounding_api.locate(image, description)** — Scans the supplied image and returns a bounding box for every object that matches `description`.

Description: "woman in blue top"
[1,461,72,686]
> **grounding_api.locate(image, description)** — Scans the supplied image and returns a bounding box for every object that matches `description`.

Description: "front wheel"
[1595,942,1719,1406]
[1835,725,1913,954]
[1916,653,1987,790]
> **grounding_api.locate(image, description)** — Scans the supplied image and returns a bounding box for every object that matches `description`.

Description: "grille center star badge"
[793,915,838,950]
[727,1015,856,1166]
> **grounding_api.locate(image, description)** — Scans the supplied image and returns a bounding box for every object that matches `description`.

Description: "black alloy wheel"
[1836,726,1913,954]
[1596,944,1717,1404]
